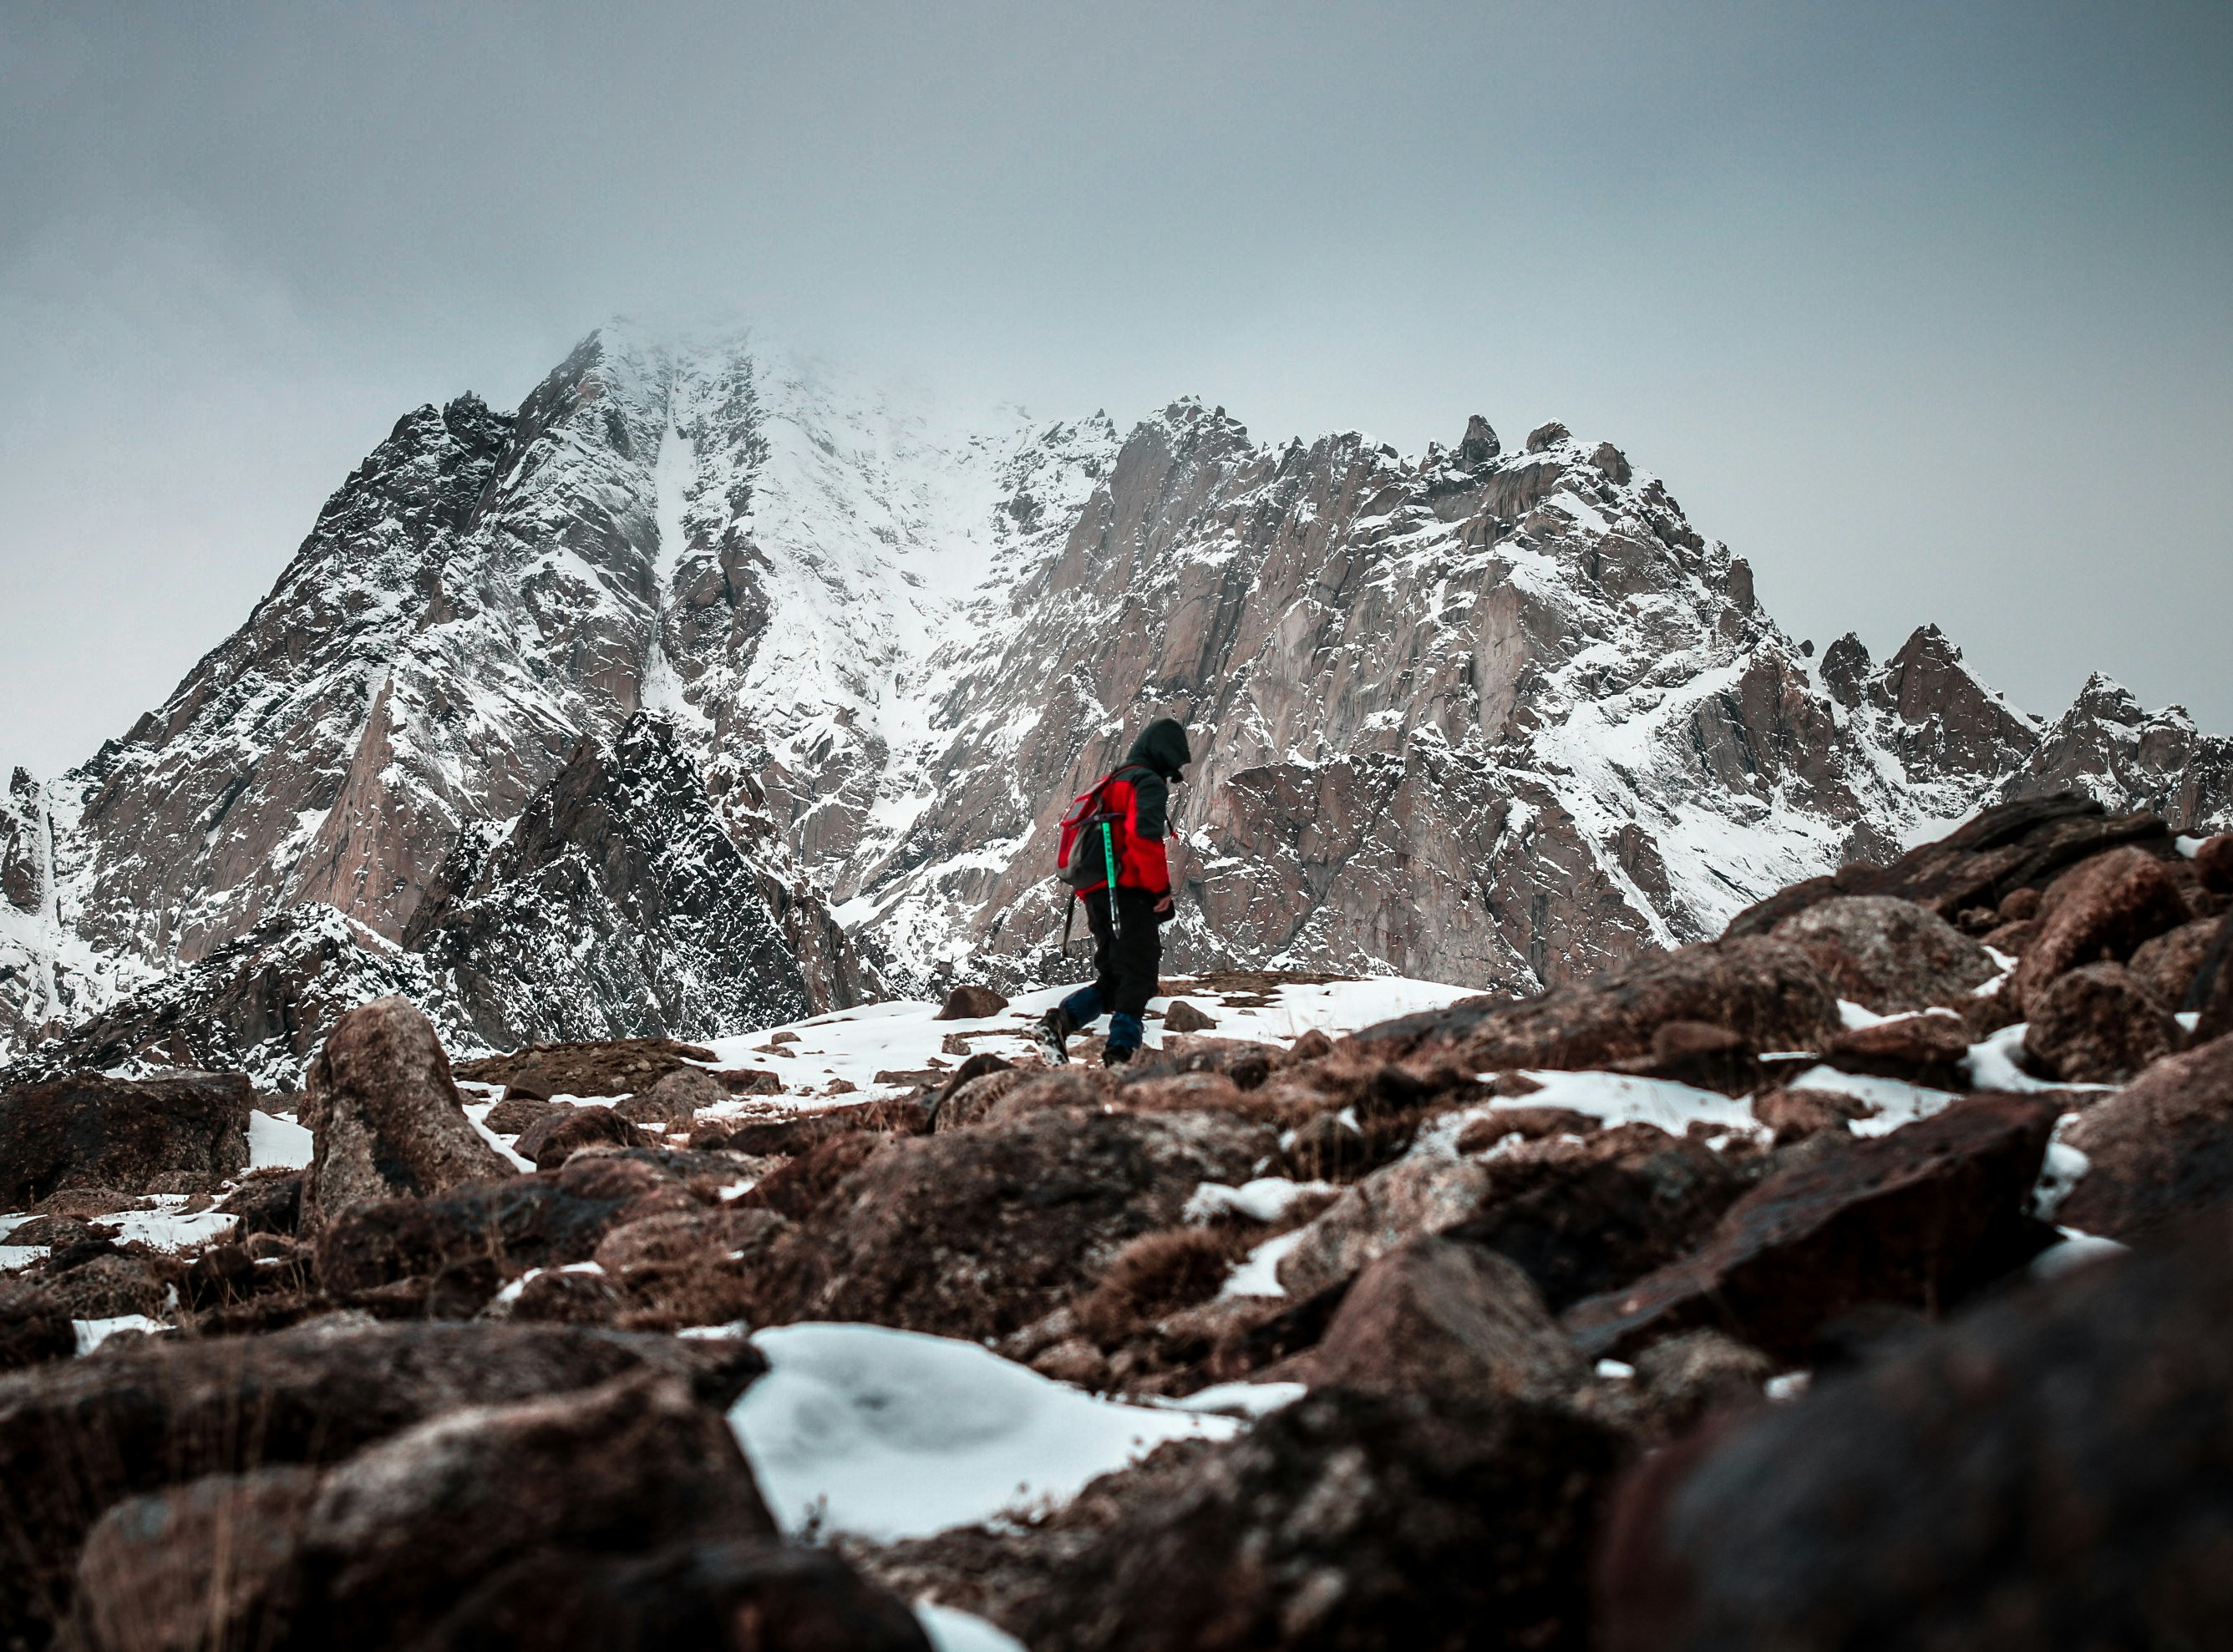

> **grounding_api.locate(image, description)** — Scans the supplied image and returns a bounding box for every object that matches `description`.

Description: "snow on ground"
[916,1602,1028,1652]
[249,1109,313,1168]
[690,975,1480,1113]
[728,1322,1241,1541]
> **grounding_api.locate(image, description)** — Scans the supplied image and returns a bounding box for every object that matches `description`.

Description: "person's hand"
[1154,893,1174,917]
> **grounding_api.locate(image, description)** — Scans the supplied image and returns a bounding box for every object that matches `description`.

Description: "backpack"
[1056,775,1128,891]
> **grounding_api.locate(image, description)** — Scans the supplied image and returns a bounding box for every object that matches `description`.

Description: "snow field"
[728,1322,1241,1542]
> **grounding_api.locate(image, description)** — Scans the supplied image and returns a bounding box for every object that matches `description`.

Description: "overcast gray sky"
[3,1,2226,777]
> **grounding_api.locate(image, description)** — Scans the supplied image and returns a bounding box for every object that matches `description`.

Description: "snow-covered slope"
[3,324,2225,1080]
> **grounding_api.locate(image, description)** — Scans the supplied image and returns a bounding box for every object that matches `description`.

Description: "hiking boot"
[1033,1008,1073,1067]
[1102,1041,1138,1069]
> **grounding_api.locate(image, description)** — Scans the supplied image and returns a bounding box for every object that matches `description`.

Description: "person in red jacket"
[1035,717,1191,1067]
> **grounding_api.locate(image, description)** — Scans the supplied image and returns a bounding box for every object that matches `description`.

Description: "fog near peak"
[2,1,2226,774]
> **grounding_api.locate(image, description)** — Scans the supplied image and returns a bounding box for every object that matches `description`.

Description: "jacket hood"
[1125,717,1192,778]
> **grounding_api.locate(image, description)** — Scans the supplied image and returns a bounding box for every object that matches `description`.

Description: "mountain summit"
[3,325,2225,1082]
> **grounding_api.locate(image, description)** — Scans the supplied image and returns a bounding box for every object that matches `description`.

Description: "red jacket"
[1083,763,1171,895]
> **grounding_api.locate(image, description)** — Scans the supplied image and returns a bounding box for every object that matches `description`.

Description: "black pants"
[1060,886,1163,1033]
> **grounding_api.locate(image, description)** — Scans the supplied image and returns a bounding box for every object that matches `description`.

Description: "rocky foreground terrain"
[5,323,2229,1088]
[2,788,2230,1649]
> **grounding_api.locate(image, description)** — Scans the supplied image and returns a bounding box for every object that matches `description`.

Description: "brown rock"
[515,1103,650,1170]
[754,1107,1272,1341]
[1449,1123,1748,1310]
[1751,1087,1871,1145]
[0,1320,769,1644]
[1980,917,2036,955]
[0,1071,252,1206]
[700,1095,926,1153]
[1630,1328,1778,1437]
[1819,1011,1972,1088]
[1354,935,1840,1074]
[1274,1153,1492,1301]
[1454,1107,1597,1151]
[1563,1094,2058,1361]
[2022,962,2180,1084]
[2058,1032,2233,1241]
[1289,1027,1335,1061]
[2193,832,2233,893]
[1772,895,1999,1013]
[614,1063,725,1128]
[2012,845,2192,1011]
[0,1281,74,1372]
[1615,1020,1761,1094]
[70,1465,325,1652]
[2129,915,2224,1011]
[300,996,512,1234]
[41,1249,175,1320]
[453,1036,723,1099]
[593,1206,788,1277]
[1161,1000,1217,1033]
[74,1371,776,1652]
[503,1267,627,1325]
[482,1093,562,1134]
[1999,885,2043,923]
[414,1542,933,1652]
[1596,1207,2233,1652]
[312,1153,696,1296]
[934,984,1009,1021]
[734,1133,885,1222]
[1011,1386,1621,1652]
[1294,1234,1586,1400]
[217,1168,303,1235]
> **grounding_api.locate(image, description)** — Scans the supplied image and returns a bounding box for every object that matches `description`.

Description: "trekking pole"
[1100,818,1122,940]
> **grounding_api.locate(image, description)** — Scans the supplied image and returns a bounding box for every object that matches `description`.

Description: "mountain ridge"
[3,322,2225,1083]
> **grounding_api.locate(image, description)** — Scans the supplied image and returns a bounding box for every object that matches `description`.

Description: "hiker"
[1036,717,1192,1067]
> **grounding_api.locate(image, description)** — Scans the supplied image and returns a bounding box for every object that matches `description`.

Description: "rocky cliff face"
[3,324,2227,1079]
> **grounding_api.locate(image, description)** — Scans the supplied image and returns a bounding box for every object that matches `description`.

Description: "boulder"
[0,1281,73,1372]
[2012,845,2191,1011]
[515,1103,649,1170]
[593,1206,788,1276]
[1275,1153,1492,1301]
[40,1248,175,1320]
[754,1107,1273,1341]
[1448,1123,1748,1309]
[1819,1011,1972,1088]
[313,1153,697,1296]
[1563,1094,2058,1361]
[72,1371,775,1652]
[1292,1234,1586,1400]
[700,1094,926,1153]
[612,1063,726,1128]
[1772,896,1999,1012]
[300,996,512,1234]
[1630,1329,1778,1437]
[1596,1206,2233,1651]
[0,1071,252,1206]
[2021,961,2180,1083]
[2190,917,2233,1042]
[217,1168,302,1235]
[2058,1032,2233,1241]
[505,1268,628,1325]
[1012,1386,1621,1652]
[0,1319,767,1645]
[1353,936,1840,1074]
[452,1036,722,1099]
[1616,1020,1760,1094]
[482,1095,565,1135]
[70,1466,323,1652]
[1751,1087,1870,1145]
[1161,1000,1218,1033]
[2129,915,2223,1011]
[2196,832,2233,894]
[414,1542,932,1651]
[934,984,1009,1021]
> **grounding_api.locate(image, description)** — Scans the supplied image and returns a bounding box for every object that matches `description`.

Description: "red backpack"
[1056,775,1128,891]
[1054,774,1130,950]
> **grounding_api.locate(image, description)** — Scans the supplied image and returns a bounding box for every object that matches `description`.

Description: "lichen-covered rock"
[0,1071,251,1206]
[1772,896,1999,1012]
[299,996,511,1233]
[2022,962,2180,1084]
[754,1107,1273,1341]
